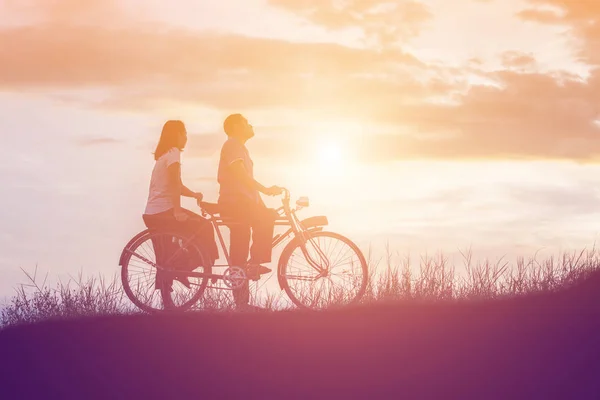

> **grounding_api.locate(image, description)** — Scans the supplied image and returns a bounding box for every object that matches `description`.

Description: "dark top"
[217,137,259,204]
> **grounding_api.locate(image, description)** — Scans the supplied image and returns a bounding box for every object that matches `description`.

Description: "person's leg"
[228,223,251,267]
[247,204,277,265]
[144,209,210,289]
[219,203,251,265]
[219,204,252,307]
[180,209,219,266]
[142,211,177,291]
[228,225,251,307]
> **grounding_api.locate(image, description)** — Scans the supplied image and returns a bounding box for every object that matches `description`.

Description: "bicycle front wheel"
[278,231,368,309]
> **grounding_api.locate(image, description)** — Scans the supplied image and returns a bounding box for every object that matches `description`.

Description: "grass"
[2,245,599,329]
[0,267,135,327]
[362,244,599,303]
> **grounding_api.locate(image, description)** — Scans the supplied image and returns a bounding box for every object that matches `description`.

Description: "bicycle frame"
[120,189,331,287]
[206,189,330,273]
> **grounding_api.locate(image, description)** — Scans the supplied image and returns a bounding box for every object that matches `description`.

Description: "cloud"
[4,0,600,161]
[168,67,600,162]
[516,8,563,25]
[505,182,600,219]
[500,51,537,69]
[268,0,433,45]
[0,24,422,110]
[2,0,127,25]
[359,69,600,160]
[227,68,600,162]
[518,1,600,64]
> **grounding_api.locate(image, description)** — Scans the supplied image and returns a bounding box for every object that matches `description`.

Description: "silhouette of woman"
[142,120,218,288]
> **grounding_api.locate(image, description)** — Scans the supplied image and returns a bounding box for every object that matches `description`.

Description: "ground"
[2,275,600,399]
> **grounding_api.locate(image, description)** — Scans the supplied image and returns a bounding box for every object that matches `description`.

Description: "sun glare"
[317,139,344,170]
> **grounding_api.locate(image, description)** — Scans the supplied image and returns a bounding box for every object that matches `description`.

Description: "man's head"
[223,113,254,141]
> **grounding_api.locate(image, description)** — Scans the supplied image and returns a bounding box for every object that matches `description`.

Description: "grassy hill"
[2,269,600,399]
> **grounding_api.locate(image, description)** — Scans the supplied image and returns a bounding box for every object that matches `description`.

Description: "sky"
[2,0,600,298]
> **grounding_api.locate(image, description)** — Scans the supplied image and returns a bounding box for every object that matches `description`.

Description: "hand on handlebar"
[264,185,284,196]
[194,192,204,207]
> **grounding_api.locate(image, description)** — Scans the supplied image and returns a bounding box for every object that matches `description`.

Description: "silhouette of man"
[217,113,283,307]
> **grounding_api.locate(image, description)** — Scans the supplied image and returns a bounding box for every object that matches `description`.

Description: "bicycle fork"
[297,232,330,277]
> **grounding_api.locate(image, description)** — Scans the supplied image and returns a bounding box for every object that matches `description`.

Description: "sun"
[317,139,345,171]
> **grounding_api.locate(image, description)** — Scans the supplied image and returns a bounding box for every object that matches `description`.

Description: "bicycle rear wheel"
[120,230,209,313]
[278,231,368,309]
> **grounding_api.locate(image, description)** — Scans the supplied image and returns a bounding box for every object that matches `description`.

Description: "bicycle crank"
[222,266,247,289]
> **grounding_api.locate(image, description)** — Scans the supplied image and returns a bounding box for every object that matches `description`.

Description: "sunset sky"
[2,0,600,298]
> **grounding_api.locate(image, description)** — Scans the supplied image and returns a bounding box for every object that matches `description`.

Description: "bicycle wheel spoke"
[329,250,355,271]
[130,255,155,270]
[121,231,209,313]
[284,274,318,282]
[280,232,368,309]
[327,240,347,269]
[139,242,155,263]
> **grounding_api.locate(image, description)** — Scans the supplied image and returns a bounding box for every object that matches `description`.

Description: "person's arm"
[166,157,203,201]
[181,184,203,200]
[230,160,281,196]
[167,162,185,215]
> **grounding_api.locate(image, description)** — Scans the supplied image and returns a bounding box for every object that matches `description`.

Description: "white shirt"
[144,148,180,215]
